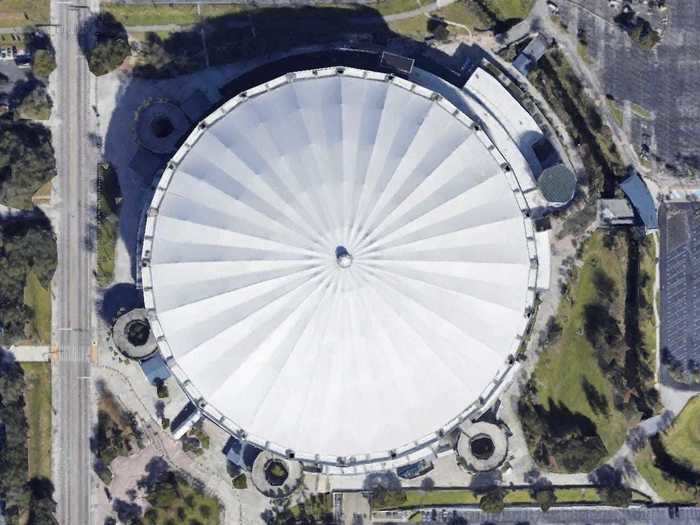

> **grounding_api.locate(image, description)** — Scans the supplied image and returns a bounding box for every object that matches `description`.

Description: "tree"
[427,18,450,41]
[479,487,505,513]
[32,49,56,78]
[81,13,131,76]
[534,487,557,511]
[0,120,56,209]
[17,84,53,121]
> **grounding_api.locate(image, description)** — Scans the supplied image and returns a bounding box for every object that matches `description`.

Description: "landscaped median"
[21,362,53,480]
[369,486,651,511]
[96,162,122,288]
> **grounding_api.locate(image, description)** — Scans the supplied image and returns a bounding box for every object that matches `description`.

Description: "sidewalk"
[7,345,51,362]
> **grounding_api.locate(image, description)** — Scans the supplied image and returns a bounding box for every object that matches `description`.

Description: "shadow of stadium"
[99,6,491,321]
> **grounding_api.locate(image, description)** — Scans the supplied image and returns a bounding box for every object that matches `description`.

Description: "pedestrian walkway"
[7,345,51,362]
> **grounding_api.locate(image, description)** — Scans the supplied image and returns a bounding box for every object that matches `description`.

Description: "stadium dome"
[141,68,540,468]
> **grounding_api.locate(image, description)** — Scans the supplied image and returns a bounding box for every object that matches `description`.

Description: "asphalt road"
[52,1,95,524]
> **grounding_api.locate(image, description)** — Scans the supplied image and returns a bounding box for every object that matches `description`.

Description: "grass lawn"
[372,487,647,510]
[634,443,697,503]
[96,164,120,288]
[662,396,700,471]
[639,235,657,375]
[488,0,535,21]
[607,99,624,127]
[23,270,51,344]
[200,4,247,18]
[577,41,591,64]
[21,362,52,480]
[631,102,652,120]
[0,0,49,28]
[104,3,200,26]
[434,2,491,29]
[374,0,421,16]
[388,15,429,39]
[531,232,630,457]
[97,218,117,288]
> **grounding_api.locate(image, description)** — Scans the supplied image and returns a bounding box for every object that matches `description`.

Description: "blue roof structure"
[620,172,658,230]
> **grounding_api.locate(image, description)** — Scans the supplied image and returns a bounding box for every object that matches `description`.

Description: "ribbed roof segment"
[146,69,535,460]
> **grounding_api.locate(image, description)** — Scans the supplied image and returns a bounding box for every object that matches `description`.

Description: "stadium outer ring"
[139,66,542,474]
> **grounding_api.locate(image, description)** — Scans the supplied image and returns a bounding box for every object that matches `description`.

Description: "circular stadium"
[140,67,541,471]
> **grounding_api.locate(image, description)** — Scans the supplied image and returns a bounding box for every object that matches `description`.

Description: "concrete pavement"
[50,0,98,524]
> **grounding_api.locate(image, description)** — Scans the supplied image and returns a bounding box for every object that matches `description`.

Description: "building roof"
[141,67,538,465]
[620,172,658,229]
[598,199,635,226]
[537,164,576,205]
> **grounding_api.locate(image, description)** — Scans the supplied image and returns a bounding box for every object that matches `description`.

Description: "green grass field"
[434,2,492,29]
[531,232,630,457]
[21,362,52,480]
[607,99,624,127]
[488,0,535,21]
[97,218,117,288]
[634,443,697,503]
[371,486,645,510]
[639,235,657,375]
[662,396,700,471]
[374,0,421,16]
[23,270,51,344]
[0,0,49,28]
[104,4,201,26]
[631,102,652,120]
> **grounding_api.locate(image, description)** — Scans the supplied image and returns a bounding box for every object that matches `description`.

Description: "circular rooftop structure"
[113,308,158,360]
[141,67,539,468]
[537,164,576,207]
[456,421,508,472]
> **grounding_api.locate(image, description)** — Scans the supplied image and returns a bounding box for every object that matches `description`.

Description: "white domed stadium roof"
[141,68,539,467]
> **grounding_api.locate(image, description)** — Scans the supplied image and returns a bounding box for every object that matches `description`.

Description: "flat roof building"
[620,172,658,230]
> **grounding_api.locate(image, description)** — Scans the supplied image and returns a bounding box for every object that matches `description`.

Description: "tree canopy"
[0,120,56,209]
[0,352,58,524]
[81,13,131,76]
[31,49,56,78]
[0,217,57,344]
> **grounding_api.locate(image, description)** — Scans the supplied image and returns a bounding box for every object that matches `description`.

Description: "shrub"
[17,84,53,120]
[156,381,169,399]
[534,487,556,511]
[32,49,56,78]
[479,487,505,513]
[232,473,247,490]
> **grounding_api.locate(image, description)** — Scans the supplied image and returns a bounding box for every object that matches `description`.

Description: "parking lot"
[557,0,700,172]
[660,202,700,377]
